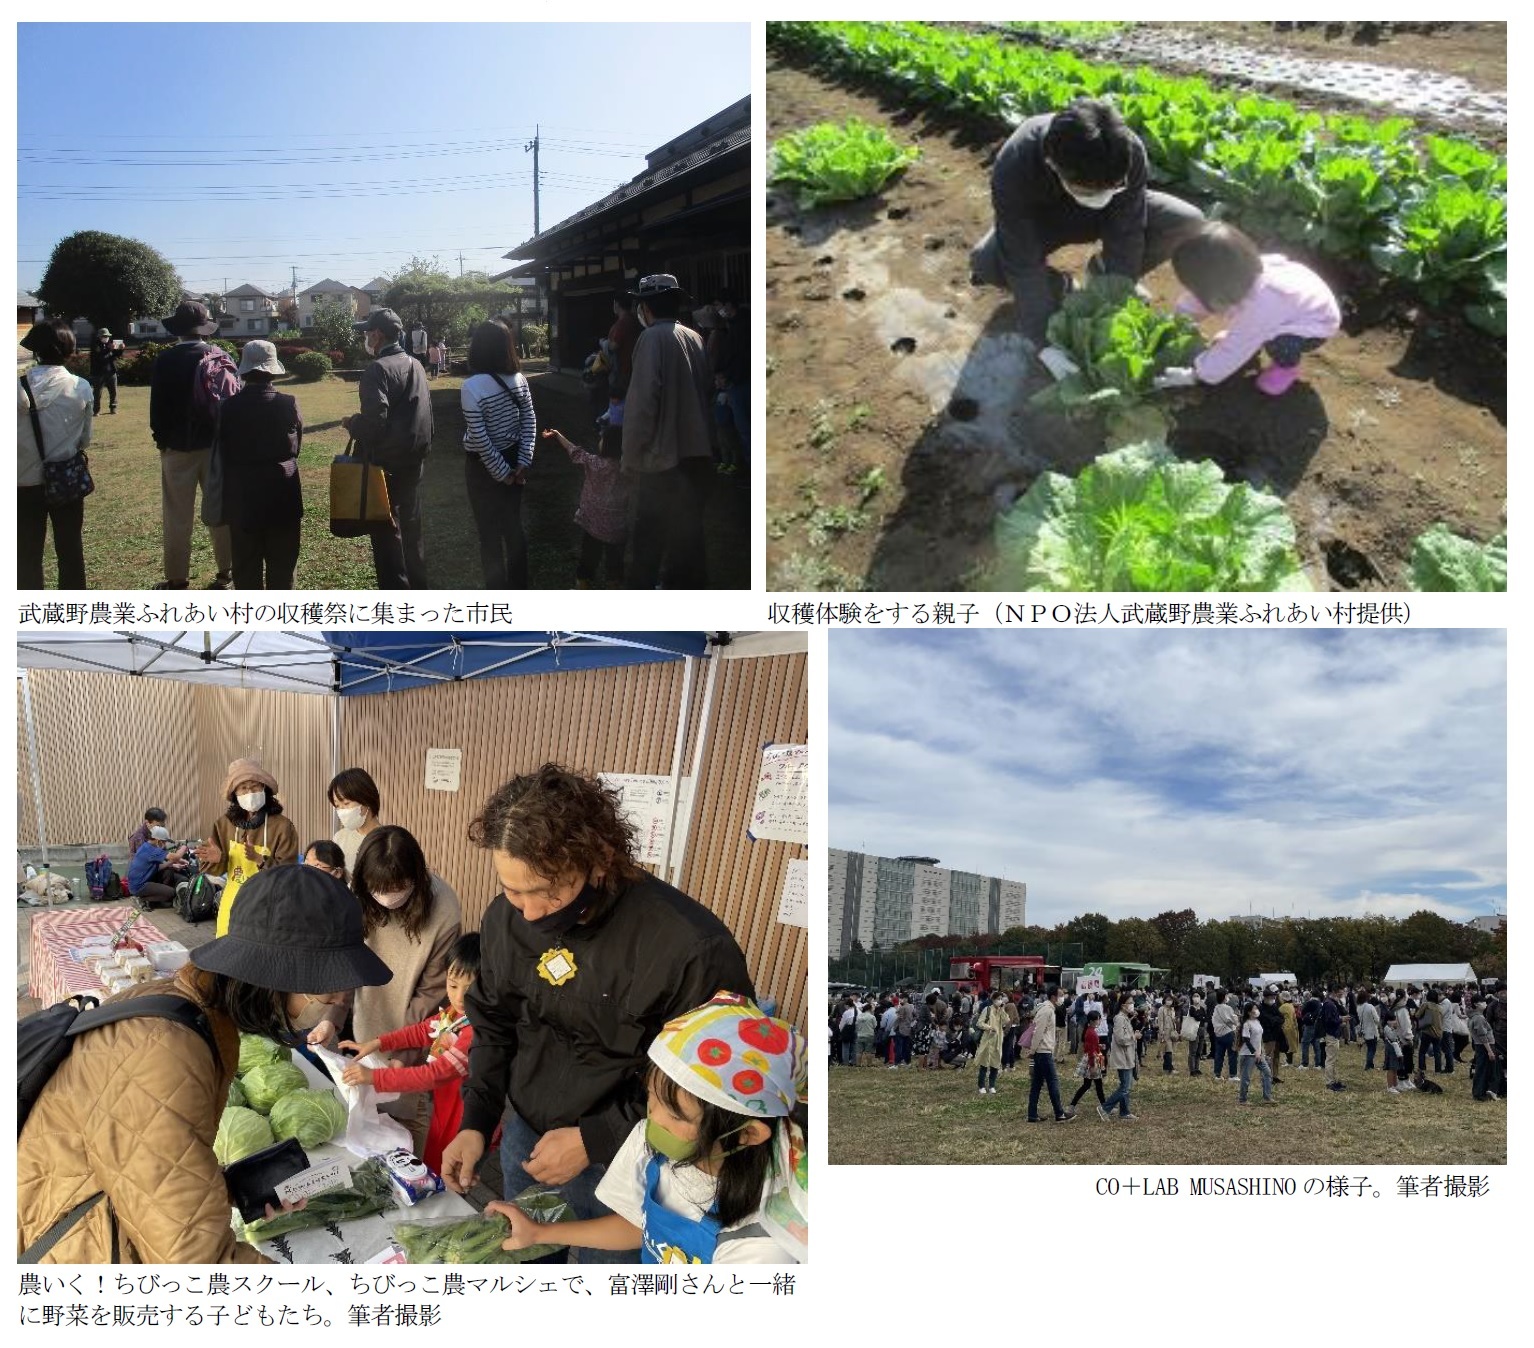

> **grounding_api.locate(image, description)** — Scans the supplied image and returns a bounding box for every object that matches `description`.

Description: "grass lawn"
[45,373,751,590]
[829,1043,1506,1166]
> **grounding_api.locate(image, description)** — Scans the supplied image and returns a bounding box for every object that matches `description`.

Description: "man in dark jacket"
[970,98,1205,350]
[344,308,433,588]
[88,327,120,415]
[148,301,236,589]
[710,288,750,475]
[1258,988,1286,1084]
[442,764,753,1264]
[1320,988,1346,1090]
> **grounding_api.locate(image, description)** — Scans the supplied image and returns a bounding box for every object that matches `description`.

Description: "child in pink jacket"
[1155,222,1341,396]
[340,932,478,1173]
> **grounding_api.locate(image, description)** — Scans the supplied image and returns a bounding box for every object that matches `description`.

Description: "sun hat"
[648,991,806,1118]
[97,327,112,338]
[222,756,279,799]
[237,339,286,377]
[191,864,393,994]
[162,300,219,337]
[149,826,173,841]
[629,273,688,300]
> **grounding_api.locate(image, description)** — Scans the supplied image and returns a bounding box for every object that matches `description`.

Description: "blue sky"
[18,23,748,296]
[830,631,1507,927]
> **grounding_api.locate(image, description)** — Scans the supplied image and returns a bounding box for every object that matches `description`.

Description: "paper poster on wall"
[777,858,808,928]
[601,773,692,869]
[747,743,808,845]
[425,748,461,793]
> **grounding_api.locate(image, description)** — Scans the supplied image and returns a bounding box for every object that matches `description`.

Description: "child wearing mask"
[491,993,806,1264]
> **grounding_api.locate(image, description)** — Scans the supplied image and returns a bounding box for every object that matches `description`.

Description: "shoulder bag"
[21,374,94,508]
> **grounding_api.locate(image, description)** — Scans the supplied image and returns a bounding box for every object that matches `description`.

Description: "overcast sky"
[830,631,1506,928]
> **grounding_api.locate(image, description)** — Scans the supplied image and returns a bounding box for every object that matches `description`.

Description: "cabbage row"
[769,22,1506,334]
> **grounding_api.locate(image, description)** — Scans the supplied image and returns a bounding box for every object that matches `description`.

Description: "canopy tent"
[1382,963,1480,986]
[1249,971,1299,989]
[16,630,711,696]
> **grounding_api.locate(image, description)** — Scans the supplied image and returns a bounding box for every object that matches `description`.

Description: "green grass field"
[41,373,750,590]
[829,1043,1506,1165]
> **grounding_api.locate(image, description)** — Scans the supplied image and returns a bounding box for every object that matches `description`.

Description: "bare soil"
[765,62,1506,592]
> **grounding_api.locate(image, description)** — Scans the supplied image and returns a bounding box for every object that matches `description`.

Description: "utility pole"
[457,251,465,277]
[525,124,540,235]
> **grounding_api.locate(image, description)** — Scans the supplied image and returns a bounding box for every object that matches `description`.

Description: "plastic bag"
[306,1043,412,1158]
[391,1186,573,1264]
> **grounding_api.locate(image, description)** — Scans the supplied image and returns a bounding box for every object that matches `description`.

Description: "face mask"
[237,789,266,812]
[1065,186,1119,210]
[337,805,366,831]
[645,1115,750,1164]
[517,880,601,936]
[372,887,413,910]
[288,995,336,1034]
[637,307,652,329]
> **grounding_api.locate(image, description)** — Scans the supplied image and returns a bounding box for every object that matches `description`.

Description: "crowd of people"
[831,979,1508,1122]
[17,273,749,593]
[20,763,807,1265]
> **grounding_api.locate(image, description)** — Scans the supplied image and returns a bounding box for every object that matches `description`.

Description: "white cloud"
[830,631,1506,926]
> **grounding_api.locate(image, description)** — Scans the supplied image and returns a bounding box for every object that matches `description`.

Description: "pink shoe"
[1256,362,1302,396]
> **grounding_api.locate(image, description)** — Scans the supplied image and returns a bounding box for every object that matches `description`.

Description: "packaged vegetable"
[269,1089,347,1149]
[383,1149,444,1206]
[240,1157,395,1243]
[392,1188,573,1265]
[241,1060,308,1114]
[215,1107,276,1166]
[237,1033,289,1076]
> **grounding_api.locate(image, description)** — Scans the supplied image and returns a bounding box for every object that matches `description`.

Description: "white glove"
[1037,345,1082,381]
[1152,366,1198,390]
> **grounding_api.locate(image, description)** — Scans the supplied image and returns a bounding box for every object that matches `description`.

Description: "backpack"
[176,874,219,924]
[18,993,218,1262]
[83,855,122,902]
[192,344,241,419]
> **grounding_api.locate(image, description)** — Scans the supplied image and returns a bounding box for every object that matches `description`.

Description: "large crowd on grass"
[830,981,1507,1124]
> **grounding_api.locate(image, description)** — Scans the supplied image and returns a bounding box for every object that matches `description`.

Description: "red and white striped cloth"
[28,907,170,1007]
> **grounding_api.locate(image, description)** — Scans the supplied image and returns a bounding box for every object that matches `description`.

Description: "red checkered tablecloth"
[27,907,171,1006]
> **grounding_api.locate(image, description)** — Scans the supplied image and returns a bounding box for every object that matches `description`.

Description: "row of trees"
[33,235,536,355]
[831,907,1506,990]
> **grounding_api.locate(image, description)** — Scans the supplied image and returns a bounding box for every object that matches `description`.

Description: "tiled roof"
[299,278,354,295]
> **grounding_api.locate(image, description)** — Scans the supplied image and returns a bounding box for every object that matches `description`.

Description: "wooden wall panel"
[17,670,332,850]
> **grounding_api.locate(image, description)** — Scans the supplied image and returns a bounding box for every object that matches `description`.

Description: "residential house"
[18,291,44,346]
[223,283,281,337]
[356,276,391,319]
[299,278,358,330]
[130,291,203,341]
[496,96,749,369]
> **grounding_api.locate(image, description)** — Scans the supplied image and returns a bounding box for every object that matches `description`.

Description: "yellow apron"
[214,825,272,936]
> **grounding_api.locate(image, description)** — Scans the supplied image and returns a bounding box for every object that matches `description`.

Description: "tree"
[1105,917,1167,967]
[277,299,299,327]
[36,231,181,339]
[1150,908,1199,976]
[1065,912,1112,962]
[309,299,358,353]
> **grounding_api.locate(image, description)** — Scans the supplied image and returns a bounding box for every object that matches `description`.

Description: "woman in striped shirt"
[461,320,537,586]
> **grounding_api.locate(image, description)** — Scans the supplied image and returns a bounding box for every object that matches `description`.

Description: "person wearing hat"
[215,339,304,589]
[125,824,191,909]
[621,273,715,589]
[17,865,392,1263]
[17,319,94,589]
[488,992,807,1264]
[88,326,121,415]
[149,300,239,590]
[440,764,754,1263]
[196,757,301,936]
[344,307,433,589]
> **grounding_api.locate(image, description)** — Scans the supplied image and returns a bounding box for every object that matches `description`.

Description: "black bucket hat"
[191,864,392,994]
[162,300,220,337]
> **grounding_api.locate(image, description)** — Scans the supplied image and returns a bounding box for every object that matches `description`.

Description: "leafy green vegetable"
[770,118,920,210]
[983,441,1312,592]
[1370,182,1506,306]
[393,1187,574,1264]
[237,1034,288,1076]
[240,1060,308,1114]
[268,1088,347,1149]
[1033,276,1202,416]
[227,1077,248,1109]
[1409,524,1506,592]
[240,1159,395,1243]
[215,1107,275,1167]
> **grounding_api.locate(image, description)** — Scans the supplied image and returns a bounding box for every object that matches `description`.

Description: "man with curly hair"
[440,764,753,1264]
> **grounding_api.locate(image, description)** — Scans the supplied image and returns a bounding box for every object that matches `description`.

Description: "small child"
[1156,221,1342,397]
[540,422,629,588]
[427,341,444,379]
[926,1021,948,1070]
[338,932,479,1173]
[490,993,807,1265]
[1070,1010,1107,1112]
